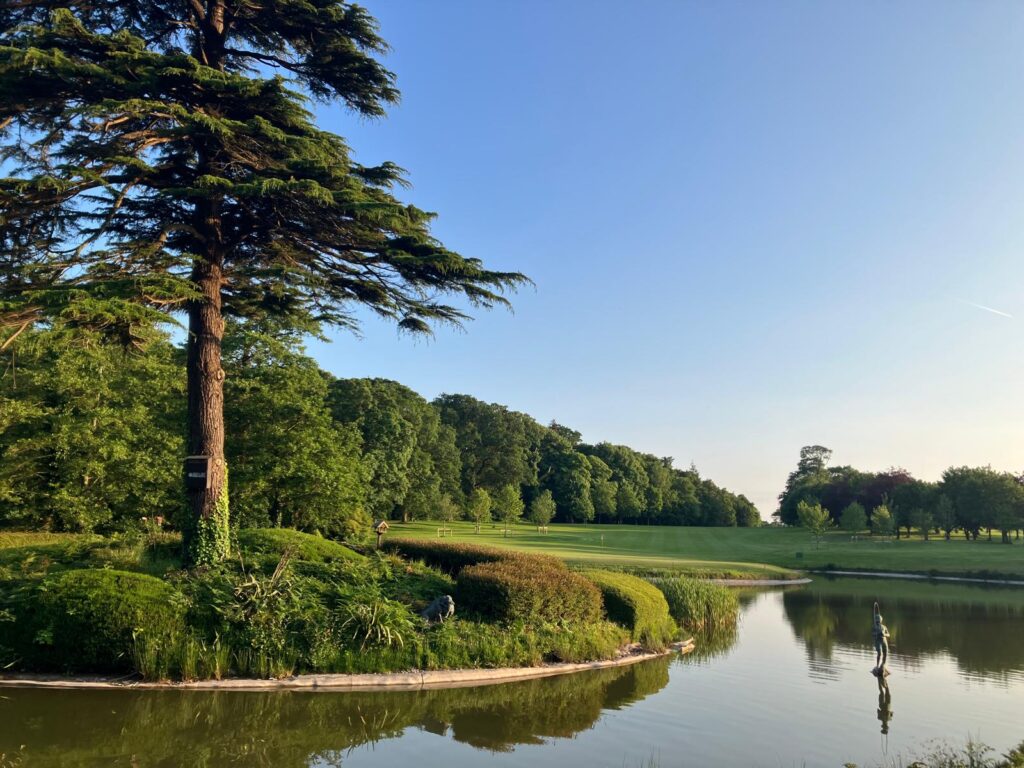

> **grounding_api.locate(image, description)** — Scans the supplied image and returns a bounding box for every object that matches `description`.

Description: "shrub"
[381,538,561,576]
[31,569,187,673]
[581,570,676,650]
[456,560,602,624]
[646,576,738,632]
[237,528,364,563]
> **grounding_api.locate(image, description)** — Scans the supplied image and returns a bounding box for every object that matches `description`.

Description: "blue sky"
[306,0,1024,516]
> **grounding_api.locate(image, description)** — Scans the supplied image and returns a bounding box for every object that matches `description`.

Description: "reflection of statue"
[876,675,893,735]
[872,601,890,675]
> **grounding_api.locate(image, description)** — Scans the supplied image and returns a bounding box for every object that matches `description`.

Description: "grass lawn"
[389,522,1024,580]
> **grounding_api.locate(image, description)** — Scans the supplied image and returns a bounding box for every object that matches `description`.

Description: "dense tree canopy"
[0,329,761,534]
[776,446,1024,542]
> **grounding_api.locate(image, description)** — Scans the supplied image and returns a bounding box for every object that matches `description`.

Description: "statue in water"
[872,601,891,676]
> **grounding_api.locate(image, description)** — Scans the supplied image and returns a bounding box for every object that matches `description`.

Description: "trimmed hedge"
[581,570,677,650]
[456,560,602,624]
[237,528,364,563]
[31,569,187,672]
[381,538,561,576]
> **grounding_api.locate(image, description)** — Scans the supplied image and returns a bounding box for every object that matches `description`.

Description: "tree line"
[778,446,1024,542]
[0,325,760,537]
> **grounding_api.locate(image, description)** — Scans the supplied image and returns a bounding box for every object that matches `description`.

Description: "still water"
[3,576,1023,767]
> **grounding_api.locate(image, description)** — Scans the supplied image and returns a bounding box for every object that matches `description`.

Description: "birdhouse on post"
[184,456,212,490]
[373,520,390,549]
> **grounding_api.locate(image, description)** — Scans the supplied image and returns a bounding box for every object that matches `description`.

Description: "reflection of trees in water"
[679,624,740,665]
[1,659,672,765]
[782,580,1024,680]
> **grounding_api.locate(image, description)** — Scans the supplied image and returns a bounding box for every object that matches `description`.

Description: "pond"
[2,576,1023,767]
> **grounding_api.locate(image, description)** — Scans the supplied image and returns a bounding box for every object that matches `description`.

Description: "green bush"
[646,576,739,633]
[581,570,677,650]
[237,528,364,563]
[31,569,187,673]
[381,538,561,575]
[456,560,602,624]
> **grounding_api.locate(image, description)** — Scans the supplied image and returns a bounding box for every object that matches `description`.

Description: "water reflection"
[876,675,893,735]
[782,576,1024,681]
[0,658,671,766]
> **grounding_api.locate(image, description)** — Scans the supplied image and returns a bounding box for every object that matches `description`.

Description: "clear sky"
[305,0,1024,516]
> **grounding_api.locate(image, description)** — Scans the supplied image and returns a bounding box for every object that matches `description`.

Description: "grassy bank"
[0,531,678,680]
[390,521,1024,579]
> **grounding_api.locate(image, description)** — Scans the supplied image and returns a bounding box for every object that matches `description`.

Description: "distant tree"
[796,500,833,548]
[548,421,582,446]
[467,488,492,533]
[538,431,593,523]
[225,327,369,540]
[700,481,738,527]
[861,469,916,520]
[581,443,649,523]
[776,446,832,525]
[933,495,956,540]
[615,482,644,522]
[908,508,934,541]
[891,479,936,539]
[839,502,867,533]
[941,466,1020,542]
[662,469,701,525]
[529,490,556,531]
[871,504,894,536]
[435,395,543,495]
[734,495,762,527]
[586,456,618,523]
[330,379,462,523]
[494,484,525,537]
[435,494,461,530]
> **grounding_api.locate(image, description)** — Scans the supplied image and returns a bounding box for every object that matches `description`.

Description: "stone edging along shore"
[712,577,811,586]
[0,639,695,693]
[810,569,1024,587]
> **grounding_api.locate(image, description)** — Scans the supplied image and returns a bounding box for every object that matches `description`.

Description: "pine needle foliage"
[0,1,527,563]
[0,3,523,338]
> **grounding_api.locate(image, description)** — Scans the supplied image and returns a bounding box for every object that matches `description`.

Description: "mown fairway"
[391,522,1024,579]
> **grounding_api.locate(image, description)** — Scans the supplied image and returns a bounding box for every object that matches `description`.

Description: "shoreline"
[810,569,1024,587]
[712,577,811,586]
[0,639,695,693]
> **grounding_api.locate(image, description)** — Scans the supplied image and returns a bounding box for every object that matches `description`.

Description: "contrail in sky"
[956,298,1013,319]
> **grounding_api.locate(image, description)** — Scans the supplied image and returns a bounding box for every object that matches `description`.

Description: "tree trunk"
[183,257,230,565]
[180,1,231,566]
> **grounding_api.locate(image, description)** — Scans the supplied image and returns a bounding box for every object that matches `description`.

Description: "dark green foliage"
[0,329,184,532]
[225,329,370,540]
[776,446,1024,540]
[434,394,545,496]
[236,528,364,564]
[456,559,602,625]
[330,378,462,521]
[839,502,868,533]
[645,575,739,632]
[581,569,677,650]
[29,569,186,673]
[380,537,559,575]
